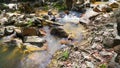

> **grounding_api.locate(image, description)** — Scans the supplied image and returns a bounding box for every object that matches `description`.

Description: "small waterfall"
[109,0,116,2]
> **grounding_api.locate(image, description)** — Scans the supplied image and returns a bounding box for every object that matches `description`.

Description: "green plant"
[60,50,69,61]
[99,64,107,68]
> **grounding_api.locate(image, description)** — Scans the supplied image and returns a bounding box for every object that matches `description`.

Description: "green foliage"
[44,5,49,10]
[52,1,66,11]
[60,50,69,61]
[99,64,107,68]
[27,20,33,27]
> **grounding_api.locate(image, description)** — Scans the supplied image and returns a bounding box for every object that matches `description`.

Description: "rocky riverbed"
[0,0,120,68]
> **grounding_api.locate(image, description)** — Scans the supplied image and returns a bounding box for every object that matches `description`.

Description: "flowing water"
[0,11,85,68]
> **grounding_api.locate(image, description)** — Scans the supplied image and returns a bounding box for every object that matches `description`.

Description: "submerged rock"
[23,43,48,52]
[50,27,68,38]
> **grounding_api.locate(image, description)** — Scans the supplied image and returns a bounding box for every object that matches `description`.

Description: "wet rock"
[4,26,14,36]
[114,45,120,54]
[23,36,46,45]
[115,54,120,64]
[80,9,99,24]
[21,27,39,36]
[50,27,68,38]
[109,2,119,8]
[23,43,48,52]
